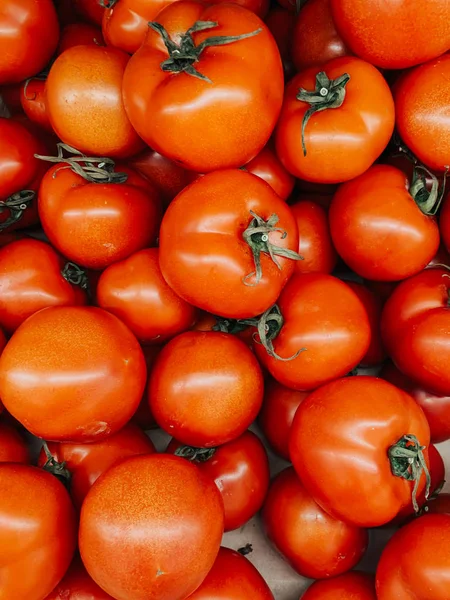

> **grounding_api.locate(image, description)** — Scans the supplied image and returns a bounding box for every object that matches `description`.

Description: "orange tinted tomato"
[302,572,376,600]
[58,23,105,54]
[44,558,115,600]
[20,78,53,132]
[0,421,29,463]
[244,143,295,201]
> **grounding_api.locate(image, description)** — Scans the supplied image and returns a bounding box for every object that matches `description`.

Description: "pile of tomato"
[1,0,450,599]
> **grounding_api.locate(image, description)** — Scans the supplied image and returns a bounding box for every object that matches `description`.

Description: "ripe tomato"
[275,56,395,183]
[290,200,338,274]
[74,0,105,25]
[150,331,264,447]
[258,378,308,460]
[302,572,376,600]
[264,7,295,79]
[330,0,450,70]
[45,558,115,600]
[428,244,450,269]
[244,143,295,201]
[292,0,350,72]
[329,165,440,281]
[254,273,370,391]
[38,157,162,270]
[0,421,29,463]
[376,514,450,599]
[290,376,431,527]
[0,0,59,85]
[167,430,269,531]
[0,306,146,442]
[46,45,144,158]
[58,23,105,54]
[123,1,283,172]
[97,248,197,344]
[187,547,274,599]
[262,467,368,579]
[80,454,224,600]
[426,493,450,516]
[20,78,53,132]
[0,463,76,600]
[159,169,300,319]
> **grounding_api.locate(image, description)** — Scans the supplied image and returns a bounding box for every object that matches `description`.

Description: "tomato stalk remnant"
[409,164,448,216]
[252,304,306,361]
[41,441,72,490]
[0,190,35,231]
[174,445,217,462]
[61,262,90,291]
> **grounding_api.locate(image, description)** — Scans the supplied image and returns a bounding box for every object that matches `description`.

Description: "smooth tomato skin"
[262,467,368,579]
[440,192,450,254]
[0,421,29,463]
[290,200,338,274]
[0,306,147,442]
[258,378,308,460]
[0,464,77,600]
[123,1,283,172]
[329,165,440,281]
[167,430,270,531]
[159,169,299,319]
[46,45,144,158]
[244,143,295,201]
[58,23,105,54]
[20,79,53,132]
[0,0,59,85]
[149,331,264,447]
[426,493,450,516]
[275,56,395,183]
[186,547,274,599]
[301,572,376,600]
[97,248,197,344]
[376,514,450,599]
[80,454,224,600]
[331,0,450,70]
[290,376,431,527]
[254,273,371,391]
[44,558,115,600]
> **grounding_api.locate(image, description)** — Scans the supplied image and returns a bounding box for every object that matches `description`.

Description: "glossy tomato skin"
[244,143,295,201]
[254,273,371,391]
[46,45,144,158]
[290,376,431,527]
[0,464,77,600]
[302,572,376,600]
[0,420,29,463]
[44,558,115,600]
[262,468,368,579]
[0,306,147,442]
[187,547,274,599]
[123,1,283,172]
[376,514,450,599]
[150,331,264,447]
[20,79,53,132]
[159,169,299,319]
[58,23,105,54]
[329,165,440,281]
[167,430,270,531]
[0,0,59,85]
[275,57,395,183]
[80,454,224,600]
[331,0,450,70]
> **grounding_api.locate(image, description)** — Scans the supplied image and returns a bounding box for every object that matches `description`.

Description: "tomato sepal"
[0,190,35,231]
[41,441,72,490]
[174,445,217,462]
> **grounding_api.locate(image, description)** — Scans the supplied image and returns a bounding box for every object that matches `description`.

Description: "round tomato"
[253,273,370,391]
[159,169,301,319]
[123,1,283,172]
[0,463,76,600]
[187,547,274,599]
[262,467,368,579]
[244,143,295,201]
[330,0,450,70]
[46,45,144,158]
[376,514,450,599]
[275,56,395,183]
[302,572,376,600]
[264,7,295,79]
[290,376,431,527]
[80,454,224,600]
[58,23,105,54]
[167,430,270,531]
[150,331,263,447]
[74,0,105,25]
[0,421,29,463]
[0,0,59,84]
[20,78,53,132]
[97,248,197,344]
[45,558,115,600]
[426,493,450,516]
[0,306,147,442]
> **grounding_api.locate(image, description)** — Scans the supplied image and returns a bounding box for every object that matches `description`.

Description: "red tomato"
[123,1,283,172]
[187,547,274,599]
[331,0,450,70]
[74,0,105,25]
[440,192,450,254]
[258,378,308,460]
[80,454,224,600]
[0,463,76,600]
[0,420,29,463]
[132,345,160,430]
[426,493,450,516]
[58,23,105,54]
[301,572,376,600]
[0,306,147,442]
[254,273,370,391]
[428,244,450,269]
[149,331,264,447]
[376,514,450,599]
[38,423,155,509]
[275,56,395,183]
[264,7,295,79]
[290,376,431,527]
[38,158,162,270]
[44,558,115,600]
[329,165,440,281]
[262,467,368,579]
[190,312,256,352]
[159,169,300,319]
[364,279,398,303]
[0,0,59,84]
[19,78,53,132]
[244,143,296,201]
[167,430,270,531]
[292,0,350,71]
[0,83,23,115]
